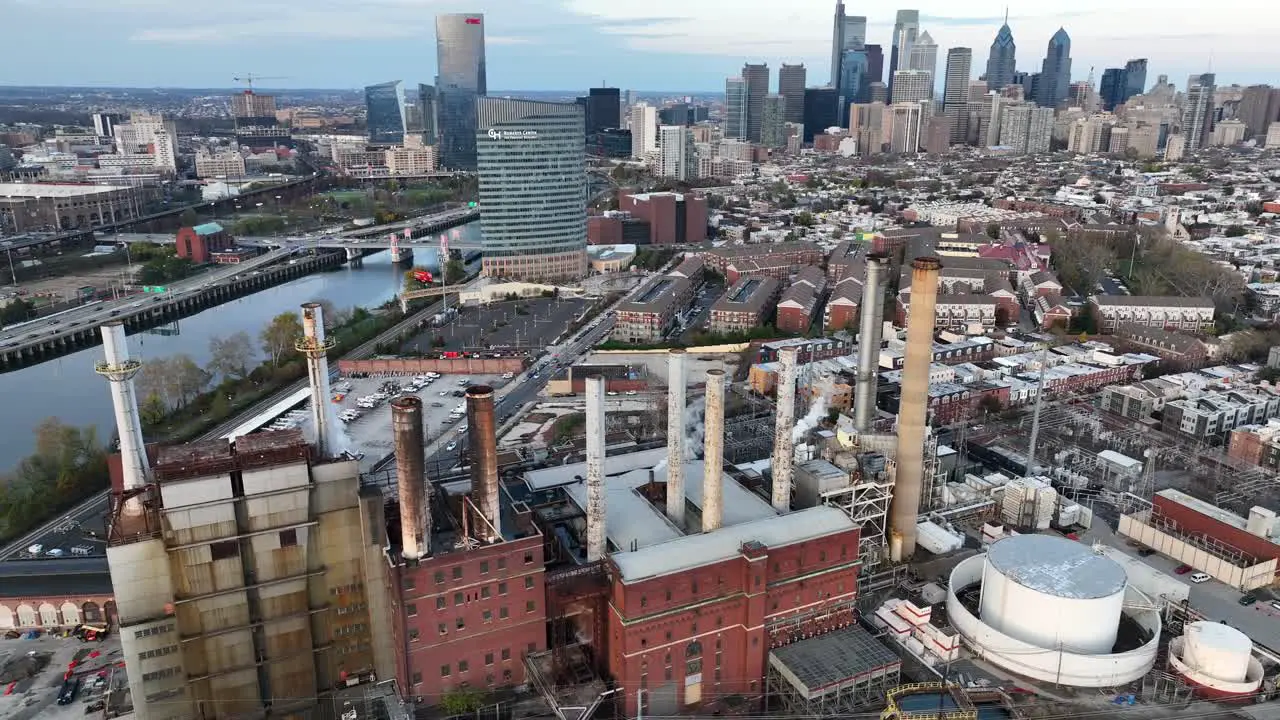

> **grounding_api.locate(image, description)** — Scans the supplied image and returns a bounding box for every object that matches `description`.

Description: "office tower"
[1100,68,1125,111]
[888,102,923,153]
[779,64,807,124]
[803,87,840,142]
[865,45,885,87]
[742,63,770,143]
[986,17,1016,91]
[1036,28,1072,108]
[1239,85,1275,139]
[435,13,487,169]
[849,102,885,154]
[839,48,870,118]
[1027,106,1054,153]
[868,82,888,104]
[91,112,122,139]
[114,112,178,172]
[587,87,621,134]
[888,9,920,98]
[364,81,405,144]
[943,48,973,143]
[1124,59,1148,102]
[983,93,1007,146]
[1212,119,1247,146]
[761,94,787,148]
[658,103,691,126]
[725,77,747,139]
[891,70,932,104]
[907,31,938,98]
[999,104,1033,152]
[1182,72,1216,153]
[417,84,438,144]
[477,98,587,281]
[658,125,697,180]
[830,1,867,90]
[924,116,951,153]
[630,102,657,158]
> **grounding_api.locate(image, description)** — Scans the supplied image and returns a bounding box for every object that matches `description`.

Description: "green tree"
[207,332,254,381]
[445,258,466,284]
[260,311,304,366]
[0,299,34,327]
[179,208,199,227]
[986,223,1001,240]
[1225,225,1247,237]
[139,393,168,426]
[794,211,816,227]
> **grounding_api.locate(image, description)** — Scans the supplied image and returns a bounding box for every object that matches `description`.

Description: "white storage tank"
[979,535,1127,655]
[1184,622,1252,684]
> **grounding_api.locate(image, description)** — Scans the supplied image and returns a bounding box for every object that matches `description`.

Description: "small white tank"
[1184,621,1252,683]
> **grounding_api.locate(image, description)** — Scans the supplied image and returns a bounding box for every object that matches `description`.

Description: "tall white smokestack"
[892,257,941,559]
[666,349,687,526]
[585,375,607,562]
[771,347,798,512]
[298,303,335,457]
[854,255,888,431]
[702,369,726,532]
[95,322,150,516]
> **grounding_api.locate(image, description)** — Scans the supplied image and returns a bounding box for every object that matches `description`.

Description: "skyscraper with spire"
[830,2,867,86]
[887,9,920,98]
[985,11,1017,91]
[1036,28,1072,108]
[907,30,938,98]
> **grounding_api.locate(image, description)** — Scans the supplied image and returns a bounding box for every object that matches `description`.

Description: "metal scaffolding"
[822,459,894,574]
[766,625,902,717]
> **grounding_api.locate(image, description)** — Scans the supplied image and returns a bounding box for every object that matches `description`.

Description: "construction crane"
[233,74,288,92]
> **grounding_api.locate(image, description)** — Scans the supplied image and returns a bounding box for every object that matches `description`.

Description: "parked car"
[1137,548,1156,557]
[1190,572,1211,584]
[1240,593,1258,606]
[1174,564,1192,575]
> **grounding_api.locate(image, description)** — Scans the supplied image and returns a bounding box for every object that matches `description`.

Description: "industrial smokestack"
[95,322,150,516]
[854,255,889,431]
[466,385,501,541]
[585,376,607,562]
[298,303,335,457]
[891,257,941,559]
[771,348,798,512]
[666,349,687,525]
[393,396,429,561]
[702,369,726,532]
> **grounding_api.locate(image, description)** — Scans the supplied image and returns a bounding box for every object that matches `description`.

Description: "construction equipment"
[233,74,288,91]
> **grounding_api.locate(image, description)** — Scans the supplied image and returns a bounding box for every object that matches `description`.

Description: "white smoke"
[792,395,827,443]
[299,401,355,457]
[684,394,706,460]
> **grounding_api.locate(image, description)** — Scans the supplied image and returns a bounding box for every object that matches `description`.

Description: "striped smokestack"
[891,256,941,559]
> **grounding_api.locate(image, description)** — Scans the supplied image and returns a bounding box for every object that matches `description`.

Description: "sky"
[2,0,1278,92]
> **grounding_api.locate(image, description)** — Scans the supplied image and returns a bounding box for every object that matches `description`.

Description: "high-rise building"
[725,77,747,139]
[587,87,621,134]
[1124,59,1148,102]
[999,104,1033,152]
[113,112,177,172]
[838,48,870,117]
[658,125,697,180]
[1036,28,1072,108]
[865,45,885,88]
[1100,68,1126,111]
[742,63,770,143]
[985,17,1016,91]
[924,115,951,154]
[849,102,886,154]
[435,13,487,169]
[888,9,920,98]
[1239,85,1276,140]
[803,87,840,142]
[630,103,657,158]
[943,48,973,143]
[91,112,123,139]
[417,84,438,144]
[477,98,587,281]
[1182,73,1217,153]
[830,1,867,85]
[761,94,787,148]
[888,102,923,153]
[232,91,276,123]
[364,81,405,145]
[779,64,807,124]
[891,70,932,104]
[907,31,938,98]
[1027,106,1055,153]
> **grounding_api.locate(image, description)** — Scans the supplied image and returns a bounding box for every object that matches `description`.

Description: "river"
[0,222,480,468]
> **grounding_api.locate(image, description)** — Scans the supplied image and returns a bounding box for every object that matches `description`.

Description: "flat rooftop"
[767,623,901,699]
[0,182,131,198]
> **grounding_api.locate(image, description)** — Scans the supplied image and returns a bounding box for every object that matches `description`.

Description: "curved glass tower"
[436,14,487,170]
[365,81,405,145]
[477,98,587,281]
[1037,28,1072,108]
[985,22,1016,91]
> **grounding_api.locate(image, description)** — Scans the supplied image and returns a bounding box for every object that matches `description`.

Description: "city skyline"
[3,0,1278,91]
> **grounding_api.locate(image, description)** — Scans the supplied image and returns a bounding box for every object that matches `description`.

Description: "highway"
[235,207,481,251]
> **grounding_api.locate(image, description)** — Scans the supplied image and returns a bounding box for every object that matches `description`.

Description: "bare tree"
[169,354,211,406]
[136,357,175,408]
[207,331,254,381]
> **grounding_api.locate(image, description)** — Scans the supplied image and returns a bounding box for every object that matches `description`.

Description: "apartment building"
[1090,295,1215,332]
[695,242,823,276]
[710,276,780,334]
[1163,387,1280,444]
[193,151,246,179]
[1228,420,1280,471]
[612,275,696,343]
[824,276,864,332]
[775,267,827,334]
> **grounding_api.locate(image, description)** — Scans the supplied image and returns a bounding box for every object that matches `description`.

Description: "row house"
[694,242,824,276]
[1022,362,1144,397]
[932,296,998,332]
[1111,323,1209,367]
[824,276,864,332]
[1018,270,1064,304]
[1163,387,1280,444]
[710,276,780,335]
[1033,293,1074,330]
[774,268,828,334]
[1090,295,1215,332]
[755,337,852,365]
[1227,420,1280,472]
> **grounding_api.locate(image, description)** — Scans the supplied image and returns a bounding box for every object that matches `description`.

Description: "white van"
[1190,572,1211,584]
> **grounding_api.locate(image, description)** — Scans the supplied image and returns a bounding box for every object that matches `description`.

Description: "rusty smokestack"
[666,349,687,526]
[392,396,429,561]
[298,302,335,457]
[702,369,726,533]
[95,321,150,517]
[771,347,798,512]
[585,375,607,562]
[854,255,889,431]
[466,385,501,541]
[891,256,941,559]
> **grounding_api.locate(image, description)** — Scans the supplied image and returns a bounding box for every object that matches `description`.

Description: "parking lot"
[401,297,587,355]
[0,631,124,720]
[675,278,725,341]
[3,506,107,563]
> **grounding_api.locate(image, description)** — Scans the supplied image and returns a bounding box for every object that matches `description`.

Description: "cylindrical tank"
[1183,621,1253,683]
[979,535,1126,654]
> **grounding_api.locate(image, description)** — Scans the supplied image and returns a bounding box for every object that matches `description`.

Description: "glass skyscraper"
[1036,28,1072,108]
[985,20,1016,91]
[365,81,405,145]
[838,48,870,120]
[436,14,487,170]
[476,98,587,281]
[887,9,920,98]
[1124,59,1148,101]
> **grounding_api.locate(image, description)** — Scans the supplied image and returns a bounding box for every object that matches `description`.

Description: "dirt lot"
[0,630,123,720]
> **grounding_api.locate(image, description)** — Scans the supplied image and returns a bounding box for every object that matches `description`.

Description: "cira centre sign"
[487,129,538,140]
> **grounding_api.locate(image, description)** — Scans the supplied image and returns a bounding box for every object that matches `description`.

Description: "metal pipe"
[298,303,334,457]
[702,369,726,532]
[855,255,888,431]
[95,322,149,516]
[891,256,941,559]
[466,385,501,541]
[771,348,798,512]
[666,349,687,526]
[585,376,607,562]
[392,396,428,560]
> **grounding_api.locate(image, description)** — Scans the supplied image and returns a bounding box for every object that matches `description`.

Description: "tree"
[139,393,168,426]
[207,332,254,381]
[0,298,34,327]
[445,258,466,284]
[1225,225,1247,237]
[309,298,346,328]
[986,223,1001,240]
[136,357,175,408]
[260,312,304,366]
[794,211,816,227]
[179,208,199,227]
